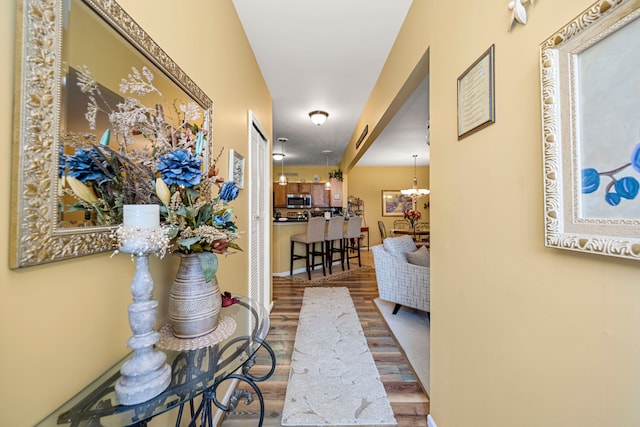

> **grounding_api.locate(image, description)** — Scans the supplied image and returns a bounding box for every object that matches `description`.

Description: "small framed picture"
[457,44,495,139]
[381,190,412,217]
[229,149,245,189]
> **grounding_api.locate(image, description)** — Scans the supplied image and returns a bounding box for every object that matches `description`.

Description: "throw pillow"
[383,235,417,261]
[406,245,430,267]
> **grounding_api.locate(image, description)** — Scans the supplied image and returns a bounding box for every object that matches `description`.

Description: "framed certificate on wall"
[457,44,495,139]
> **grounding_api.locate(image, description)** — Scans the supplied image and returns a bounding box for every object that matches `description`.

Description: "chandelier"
[401,154,429,203]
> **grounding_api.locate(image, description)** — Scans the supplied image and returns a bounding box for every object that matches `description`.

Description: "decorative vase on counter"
[168,253,222,338]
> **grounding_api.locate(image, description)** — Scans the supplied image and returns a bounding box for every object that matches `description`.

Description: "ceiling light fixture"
[309,110,329,126]
[322,150,332,190]
[401,154,429,205]
[277,138,288,186]
[273,137,287,161]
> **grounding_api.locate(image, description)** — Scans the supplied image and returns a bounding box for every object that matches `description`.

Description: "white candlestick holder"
[114,205,172,406]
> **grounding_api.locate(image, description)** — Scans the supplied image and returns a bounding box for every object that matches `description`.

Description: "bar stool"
[343,216,362,269]
[290,216,326,280]
[324,216,345,274]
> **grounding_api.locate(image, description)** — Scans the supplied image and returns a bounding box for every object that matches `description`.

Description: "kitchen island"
[272,220,310,276]
[271,217,367,276]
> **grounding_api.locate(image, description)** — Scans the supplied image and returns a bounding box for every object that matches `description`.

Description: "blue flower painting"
[581,142,640,207]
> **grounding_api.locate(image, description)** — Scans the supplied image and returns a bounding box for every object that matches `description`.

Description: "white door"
[247,111,272,310]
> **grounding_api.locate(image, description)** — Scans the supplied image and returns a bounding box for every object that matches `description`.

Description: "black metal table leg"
[187,339,276,427]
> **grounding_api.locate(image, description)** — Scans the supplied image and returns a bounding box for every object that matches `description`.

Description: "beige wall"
[0,1,271,425]
[275,165,339,184]
[345,0,640,425]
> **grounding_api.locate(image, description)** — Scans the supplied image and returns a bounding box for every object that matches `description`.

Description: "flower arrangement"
[403,208,422,228]
[61,65,209,226]
[157,170,240,282]
[156,159,241,256]
[63,65,241,278]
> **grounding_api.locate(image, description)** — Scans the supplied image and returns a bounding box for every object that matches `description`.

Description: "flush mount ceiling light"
[322,150,332,190]
[309,110,329,126]
[401,154,430,203]
[273,137,288,161]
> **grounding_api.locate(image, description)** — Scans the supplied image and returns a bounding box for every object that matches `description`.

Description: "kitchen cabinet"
[273,183,287,207]
[273,182,331,208]
[312,183,330,208]
[287,182,312,194]
[329,178,342,207]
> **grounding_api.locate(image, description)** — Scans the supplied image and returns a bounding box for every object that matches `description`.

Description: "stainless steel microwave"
[287,194,312,209]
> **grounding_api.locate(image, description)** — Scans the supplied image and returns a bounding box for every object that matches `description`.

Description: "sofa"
[372,235,430,316]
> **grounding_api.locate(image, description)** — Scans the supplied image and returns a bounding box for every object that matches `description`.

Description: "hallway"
[223,250,430,426]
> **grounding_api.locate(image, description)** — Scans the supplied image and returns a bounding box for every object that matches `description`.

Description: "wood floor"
[221,250,430,426]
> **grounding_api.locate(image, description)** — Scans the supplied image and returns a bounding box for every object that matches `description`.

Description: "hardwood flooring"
[222,250,430,426]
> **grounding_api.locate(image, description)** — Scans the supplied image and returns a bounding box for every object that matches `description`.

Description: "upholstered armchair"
[372,235,430,316]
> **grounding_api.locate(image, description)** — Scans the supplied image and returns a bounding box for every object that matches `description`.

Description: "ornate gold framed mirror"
[11,0,213,268]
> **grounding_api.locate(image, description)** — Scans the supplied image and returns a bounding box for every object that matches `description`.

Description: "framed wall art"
[457,44,495,139]
[229,149,245,189]
[381,190,412,217]
[540,0,640,259]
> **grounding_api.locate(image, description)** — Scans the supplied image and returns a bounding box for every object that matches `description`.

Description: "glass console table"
[36,296,275,427]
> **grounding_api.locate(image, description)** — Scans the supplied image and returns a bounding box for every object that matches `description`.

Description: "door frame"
[247,110,272,310]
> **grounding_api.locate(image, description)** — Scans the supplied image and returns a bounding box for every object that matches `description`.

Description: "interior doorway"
[247,111,272,310]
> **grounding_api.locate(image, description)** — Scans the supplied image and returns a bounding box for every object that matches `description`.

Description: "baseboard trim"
[427,414,438,427]
[273,267,305,276]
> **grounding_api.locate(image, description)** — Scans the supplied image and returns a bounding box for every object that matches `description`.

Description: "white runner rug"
[282,287,397,426]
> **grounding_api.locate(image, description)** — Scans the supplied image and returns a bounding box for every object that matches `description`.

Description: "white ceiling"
[232,0,429,168]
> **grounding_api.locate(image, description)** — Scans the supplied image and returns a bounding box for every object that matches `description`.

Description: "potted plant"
[328,169,343,182]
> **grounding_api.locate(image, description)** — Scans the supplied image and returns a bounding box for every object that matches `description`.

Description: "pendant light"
[277,138,288,186]
[401,154,429,204]
[322,150,332,190]
[273,137,287,161]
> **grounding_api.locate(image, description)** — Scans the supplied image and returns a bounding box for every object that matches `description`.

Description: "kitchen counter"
[271,216,367,276]
[272,221,308,275]
[273,218,309,223]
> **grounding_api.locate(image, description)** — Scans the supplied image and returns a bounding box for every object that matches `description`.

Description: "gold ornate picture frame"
[10,0,213,268]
